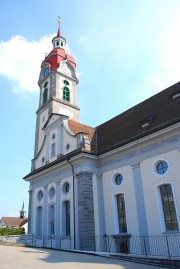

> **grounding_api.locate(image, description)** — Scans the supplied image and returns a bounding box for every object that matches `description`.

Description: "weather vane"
[58,16,61,25]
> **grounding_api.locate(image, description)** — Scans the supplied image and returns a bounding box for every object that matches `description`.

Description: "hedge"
[0,227,25,236]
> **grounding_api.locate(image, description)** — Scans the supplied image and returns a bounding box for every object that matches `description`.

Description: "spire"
[20,201,26,219]
[57,16,62,37]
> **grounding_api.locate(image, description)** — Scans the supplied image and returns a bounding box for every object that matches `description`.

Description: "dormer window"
[141,122,150,128]
[141,114,155,129]
[172,92,180,99]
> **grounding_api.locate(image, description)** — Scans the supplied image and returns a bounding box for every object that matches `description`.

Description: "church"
[24,21,180,254]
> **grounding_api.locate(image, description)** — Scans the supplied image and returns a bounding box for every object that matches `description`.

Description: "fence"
[27,234,180,258]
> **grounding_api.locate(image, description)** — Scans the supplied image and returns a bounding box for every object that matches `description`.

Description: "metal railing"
[27,234,180,258]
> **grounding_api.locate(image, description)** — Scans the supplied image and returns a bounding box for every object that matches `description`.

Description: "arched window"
[160,184,179,231]
[63,87,70,101]
[51,143,56,157]
[64,80,69,85]
[49,205,55,235]
[116,194,127,233]
[43,88,48,104]
[63,201,70,236]
[36,207,43,238]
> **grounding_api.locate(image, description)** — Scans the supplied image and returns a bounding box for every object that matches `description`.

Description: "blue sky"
[1,0,180,219]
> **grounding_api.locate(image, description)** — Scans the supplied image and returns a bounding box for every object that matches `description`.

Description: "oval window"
[49,187,55,199]
[63,182,70,193]
[114,174,123,185]
[156,161,168,175]
[37,190,43,201]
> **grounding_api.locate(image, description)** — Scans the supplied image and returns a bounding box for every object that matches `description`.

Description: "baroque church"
[24,21,180,254]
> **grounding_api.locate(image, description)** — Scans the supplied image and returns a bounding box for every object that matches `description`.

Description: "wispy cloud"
[0,34,55,95]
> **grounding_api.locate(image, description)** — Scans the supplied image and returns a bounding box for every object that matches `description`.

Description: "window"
[156,161,168,175]
[49,187,55,199]
[36,207,43,237]
[117,194,127,233]
[63,182,70,193]
[160,184,179,231]
[43,88,48,104]
[51,143,56,157]
[63,201,70,236]
[61,41,63,47]
[43,81,48,88]
[63,87,70,101]
[56,41,59,46]
[49,205,55,235]
[64,80,69,85]
[37,190,43,201]
[115,174,123,185]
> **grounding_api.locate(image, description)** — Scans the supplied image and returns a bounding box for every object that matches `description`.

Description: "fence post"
[165,236,170,258]
[143,236,147,256]
[107,236,110,254]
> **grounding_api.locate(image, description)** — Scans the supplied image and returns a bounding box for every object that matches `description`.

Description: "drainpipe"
[66,157,76,250]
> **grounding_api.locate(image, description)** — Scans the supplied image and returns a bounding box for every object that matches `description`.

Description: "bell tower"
[34,19,80,157]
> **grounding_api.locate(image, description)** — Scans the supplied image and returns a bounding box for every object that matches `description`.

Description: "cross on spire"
[57,16,62,37]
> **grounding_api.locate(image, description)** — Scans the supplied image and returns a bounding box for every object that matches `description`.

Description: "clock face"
[60,62,72,77]
[44,67,50,77]
[39,67,50,82]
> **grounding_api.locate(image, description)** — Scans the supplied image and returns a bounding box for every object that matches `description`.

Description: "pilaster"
[132,162,148,236]
[28,189,34,234]
[55,181,61,248]
[43,185,48,236]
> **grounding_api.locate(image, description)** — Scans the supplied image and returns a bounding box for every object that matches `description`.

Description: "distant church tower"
[19,201,26,219]
[33,19,80,164]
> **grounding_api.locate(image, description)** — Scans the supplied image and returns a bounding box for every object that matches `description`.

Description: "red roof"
[1,217,28,227]
[68,119,95,141]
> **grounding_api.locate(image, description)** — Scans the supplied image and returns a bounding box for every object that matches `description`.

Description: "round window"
[156,161,168,175]
[37,190,43,201]
[63,182,70,193]
[114,174,123,185]
[49,187,55,199]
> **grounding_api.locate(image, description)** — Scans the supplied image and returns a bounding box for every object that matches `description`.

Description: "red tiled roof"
[68,119,96,152]
[1,217,28,227]
[68,119,95,141]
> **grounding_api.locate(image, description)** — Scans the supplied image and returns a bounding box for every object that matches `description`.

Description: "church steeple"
[52,18,66,50]
[33,21,80,162]
[20,201,26,219]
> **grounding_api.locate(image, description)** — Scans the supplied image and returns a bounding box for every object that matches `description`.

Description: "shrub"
[0,227,25,236]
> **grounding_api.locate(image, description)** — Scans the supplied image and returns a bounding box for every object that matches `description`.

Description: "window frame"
[43,88,48,104]
[156,161,168,175]
[116,194,127,233]
[159,184,179,232]
[49,204,55,235]
[63,200,70,236]
[51,143,56,158]
[63,86,70,102]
